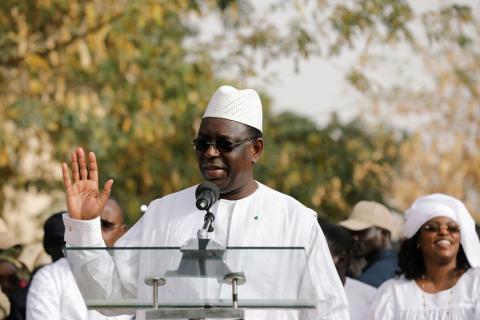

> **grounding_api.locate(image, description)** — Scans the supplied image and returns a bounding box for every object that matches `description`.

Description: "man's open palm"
[62,147,113,220]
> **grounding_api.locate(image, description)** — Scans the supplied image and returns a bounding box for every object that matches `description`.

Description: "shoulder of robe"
[145,185,198,213]
[257,182,317,219]
[376,276,409,295]
[462,267,480,286]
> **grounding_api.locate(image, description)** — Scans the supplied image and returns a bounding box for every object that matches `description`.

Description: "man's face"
[0,260,19,296]
[351,227,384,258]
[195,118,262,200]
[328,245,349,285]
[100,199,126,247]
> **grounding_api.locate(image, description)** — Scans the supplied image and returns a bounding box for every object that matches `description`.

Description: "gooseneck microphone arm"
[195,181,220,239]
[202,211,215,233]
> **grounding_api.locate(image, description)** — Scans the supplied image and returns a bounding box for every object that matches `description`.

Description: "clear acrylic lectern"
[64,241,316,319]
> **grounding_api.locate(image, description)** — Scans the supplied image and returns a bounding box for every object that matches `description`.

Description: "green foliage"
[0,0,224,223]
[258,112,403,221]
[3,0,455,229]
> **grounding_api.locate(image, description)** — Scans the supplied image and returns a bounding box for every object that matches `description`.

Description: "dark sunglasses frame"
[421,223,460,234]
[192,137,254,153]
[101,219,117,230]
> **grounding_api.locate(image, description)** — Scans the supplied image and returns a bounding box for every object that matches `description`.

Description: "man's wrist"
[62,214,104,246]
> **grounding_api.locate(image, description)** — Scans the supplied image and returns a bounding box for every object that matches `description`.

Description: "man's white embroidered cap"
[203,85,263,132]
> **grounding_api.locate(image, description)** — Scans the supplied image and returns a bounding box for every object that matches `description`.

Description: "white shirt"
[369,267,480,320]
[63,182,350,320]
[345,277,376,320]
[26,258,131,320]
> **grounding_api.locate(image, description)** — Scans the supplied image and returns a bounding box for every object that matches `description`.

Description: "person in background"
[0,257,27,320]
[0,218,29,320]
[339,201,397,288]
[321,222,376,320]
[0,286,10,319]
[99,197,127,247]
[369,193,480,319]
[42,212,68,263]
[26,200,129,320]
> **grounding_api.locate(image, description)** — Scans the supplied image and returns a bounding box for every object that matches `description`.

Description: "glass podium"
[64,240,316,319]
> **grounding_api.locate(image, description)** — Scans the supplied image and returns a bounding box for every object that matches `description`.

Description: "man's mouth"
[202,165,225,178]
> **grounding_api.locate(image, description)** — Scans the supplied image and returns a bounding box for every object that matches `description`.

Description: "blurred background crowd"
[1,0,480,319]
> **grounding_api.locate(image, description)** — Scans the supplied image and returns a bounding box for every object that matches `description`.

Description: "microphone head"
[195,181,220,200]
[195,181,220,210]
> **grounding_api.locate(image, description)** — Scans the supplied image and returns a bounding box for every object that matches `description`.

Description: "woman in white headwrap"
[369,193,480,320]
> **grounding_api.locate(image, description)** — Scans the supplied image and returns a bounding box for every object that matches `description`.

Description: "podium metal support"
[223,272,246,309]
[144,277,166,309]
[144,232,247,319]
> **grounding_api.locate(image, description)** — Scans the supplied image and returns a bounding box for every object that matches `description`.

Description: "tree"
[0,0,230,239]
[259,112,403,220]
[341,4,480,220]
[193,1,480,219]
[1,0,477,242]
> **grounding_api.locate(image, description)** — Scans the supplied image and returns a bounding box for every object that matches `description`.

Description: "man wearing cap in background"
[339,201,397,288]
[61,85,349,319]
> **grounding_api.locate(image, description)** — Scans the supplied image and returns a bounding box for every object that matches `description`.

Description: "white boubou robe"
[369,268,480,320]
[63,182,349,320]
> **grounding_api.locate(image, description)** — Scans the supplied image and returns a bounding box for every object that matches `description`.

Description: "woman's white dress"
[369,267,480,320]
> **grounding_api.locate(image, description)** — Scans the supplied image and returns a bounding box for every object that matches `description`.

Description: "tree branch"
[0,11,126,67]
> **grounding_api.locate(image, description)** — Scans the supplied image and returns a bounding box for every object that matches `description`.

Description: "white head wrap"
[404,193,480,268]
[203,85,263,132]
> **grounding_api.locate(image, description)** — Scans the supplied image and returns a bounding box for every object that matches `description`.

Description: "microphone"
[195,181,220,211]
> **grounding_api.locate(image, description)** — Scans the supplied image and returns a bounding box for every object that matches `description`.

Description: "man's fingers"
[71,150,80,182]
[77,147,88,180]
[62,162,72,194]
[100,179,114,205]
[88,152,99,183]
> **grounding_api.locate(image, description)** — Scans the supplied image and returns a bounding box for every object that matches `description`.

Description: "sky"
[247,0,479,127]
[196,0,479,127]
[250,56,364,125]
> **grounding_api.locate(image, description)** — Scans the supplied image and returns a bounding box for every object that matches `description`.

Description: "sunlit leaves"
[2,0,478,234]
[258,112,403,220]
[0,0,222,224]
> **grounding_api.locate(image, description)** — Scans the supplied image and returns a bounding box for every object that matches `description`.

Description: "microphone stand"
[197,209,215,239]
[158,201,245,320]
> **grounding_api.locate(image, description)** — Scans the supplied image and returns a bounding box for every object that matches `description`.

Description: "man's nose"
[204,144,220,157]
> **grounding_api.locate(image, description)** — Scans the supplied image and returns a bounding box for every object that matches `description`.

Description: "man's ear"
[251,138,264,163]
[379,229,391,246]
[382,229,392,240]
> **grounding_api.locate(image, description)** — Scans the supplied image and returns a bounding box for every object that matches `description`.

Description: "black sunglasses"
[101,219,117,231]
[421,223,460,234]
[192,137,254,153]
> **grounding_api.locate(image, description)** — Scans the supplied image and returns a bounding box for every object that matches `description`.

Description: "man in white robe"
[61,85,350,319]
[321,222,376,320]
[27,201,130,320]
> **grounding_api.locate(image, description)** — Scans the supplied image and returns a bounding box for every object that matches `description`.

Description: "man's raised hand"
[62,147,113,220]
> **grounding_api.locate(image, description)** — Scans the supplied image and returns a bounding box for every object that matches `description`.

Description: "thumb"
[99,179,114,205]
